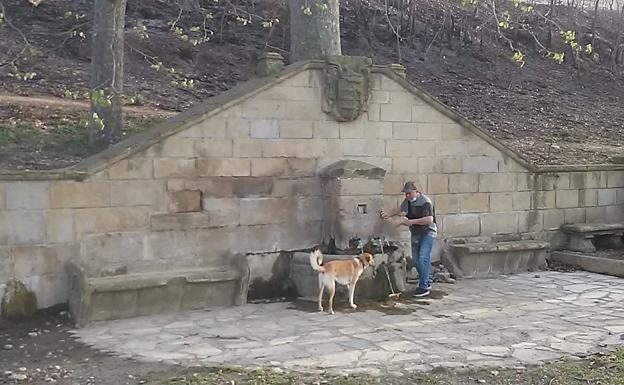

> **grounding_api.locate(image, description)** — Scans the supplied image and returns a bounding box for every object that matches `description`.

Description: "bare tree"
[89,0,127,147]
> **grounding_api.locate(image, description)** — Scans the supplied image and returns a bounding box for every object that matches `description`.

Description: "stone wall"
[1,64,623,311]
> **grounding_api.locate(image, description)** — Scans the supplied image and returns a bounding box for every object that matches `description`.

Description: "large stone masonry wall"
[1,66,623,311]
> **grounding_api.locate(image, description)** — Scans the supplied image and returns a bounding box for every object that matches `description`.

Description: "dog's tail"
[309,249,325,272]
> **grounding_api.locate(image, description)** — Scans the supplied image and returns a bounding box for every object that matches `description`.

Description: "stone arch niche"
[320,159,387,251]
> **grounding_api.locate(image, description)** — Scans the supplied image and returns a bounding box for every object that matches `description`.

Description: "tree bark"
[288,0,341,62]
[89,0,127,147]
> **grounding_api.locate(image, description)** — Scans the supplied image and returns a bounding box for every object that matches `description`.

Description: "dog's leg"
[327,280,336,315]
[317,274,324,312]
[348,283,357,309]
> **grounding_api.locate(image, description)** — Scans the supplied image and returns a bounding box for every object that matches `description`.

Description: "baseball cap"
[401,181,417,193]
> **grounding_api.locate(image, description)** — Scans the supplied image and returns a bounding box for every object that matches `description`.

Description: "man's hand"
[398,217,411,227]
[380,210,390,219]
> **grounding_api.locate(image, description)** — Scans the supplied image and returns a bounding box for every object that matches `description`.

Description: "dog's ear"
[360,253,374,265]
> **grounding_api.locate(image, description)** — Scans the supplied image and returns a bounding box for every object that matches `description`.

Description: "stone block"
[31,273,71,308]
[459,193,489,213]
[586,206,607,222]
[441,158,463,173]
[569,171,606,189]
[313,121,339,138]
[251,119,279,138]
[564,208,586,224]
[168,190,202,213]
[286,158,317,177]
[392,122,419,139]
[478,173,517,192]
[440,124,465,140]
[260,85,318,101]
[597,189,617,206]
[411,105,448,123]
[331,178,384,196]
[607,171,624,188]
[197,158,251,176]
[0,211,46,245]
[5,181,50,210]
[194,139,234,158]
[182,117,227,138]
[518,211,543,233]
[202,198,240,227]
[606,205,624,222]
[499,158,528,172]
[579,189,598,207]
[339,121,365,138]
[532,191,556,209]
[433,194,459,214]
[367,104,381,121]
[370,90,390,103]
[417,123,443,140]
[11,244,77,279]
[46,210,75,243]
[239,198,290,226]
[233,138,262,157]
[226,118,251,138]
[512,192,532,210]
[151,212,217,231]
[107,158,153,180]
[158,137,195,157]
[542,209,565,230]
[50,181,111,208]
[449,174,479,193]
[467,141,502,157]
[272,178,322,197]
[463,157,499,173]
[380,104,412,122]
[167,178,234,198]
[386,140,435,157]
[617,189,624,204]
[390,90,417,103]
[233,177,274,197]
[442,214,480,237]
[437,141,468,157]
[517,173,535,191]
[535,173,570,190]
[111,180,165,207]
[428,174,449,194]
[392,158,418,174]
[279,120,314,138]
[489,193,513,212]
[480,212,518,235]
[251,158,288,177]
[0,183,4,210]
[74,207,149,237]
[555,190,579,208]
[280,101,324,120]
[342,139,385,157]
[153,158,197,179]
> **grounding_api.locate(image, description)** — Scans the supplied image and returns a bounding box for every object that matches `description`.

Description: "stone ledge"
[561,222,624,234]
[549,251,624,278]
[451,240,549,254]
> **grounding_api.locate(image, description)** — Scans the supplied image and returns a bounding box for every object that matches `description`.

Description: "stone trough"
[289,251,407,302]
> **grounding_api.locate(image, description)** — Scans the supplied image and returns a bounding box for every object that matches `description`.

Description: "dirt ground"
[1,0,624,169]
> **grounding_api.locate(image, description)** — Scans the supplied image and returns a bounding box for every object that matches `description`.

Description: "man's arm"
[404,216,433,226]
[381,206,403,219]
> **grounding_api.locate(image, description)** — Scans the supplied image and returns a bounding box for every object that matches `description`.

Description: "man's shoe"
[413,288,430,297]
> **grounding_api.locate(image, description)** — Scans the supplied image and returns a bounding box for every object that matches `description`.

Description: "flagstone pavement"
[72,271,624,376]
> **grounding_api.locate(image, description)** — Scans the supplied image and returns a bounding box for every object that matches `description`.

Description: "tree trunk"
[89,0,127,147]
[288,0,341,62]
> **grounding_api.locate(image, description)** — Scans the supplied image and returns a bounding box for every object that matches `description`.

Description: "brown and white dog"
[309,249,375,314]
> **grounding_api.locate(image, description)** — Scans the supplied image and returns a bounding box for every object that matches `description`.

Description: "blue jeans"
[411,232,435,289]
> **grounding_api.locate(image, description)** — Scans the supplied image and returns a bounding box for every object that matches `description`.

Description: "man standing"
[381,181,436,297]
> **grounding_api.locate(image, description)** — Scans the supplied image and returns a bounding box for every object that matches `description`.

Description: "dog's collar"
[354,256,365,267]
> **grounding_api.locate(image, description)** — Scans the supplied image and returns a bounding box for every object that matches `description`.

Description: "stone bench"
[446,238,550,278]
[67,254,250,327]
[561,223,624,253]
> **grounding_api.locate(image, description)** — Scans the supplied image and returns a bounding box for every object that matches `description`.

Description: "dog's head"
[357,252,375,267]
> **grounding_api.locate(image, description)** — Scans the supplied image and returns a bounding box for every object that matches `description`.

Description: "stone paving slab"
[72,272,624,375]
